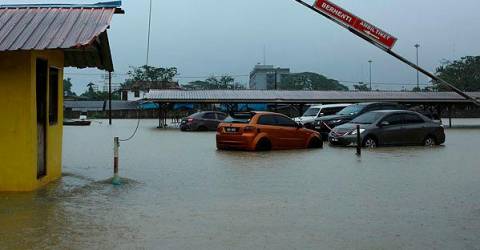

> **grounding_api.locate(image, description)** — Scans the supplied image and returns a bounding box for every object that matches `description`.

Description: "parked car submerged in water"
[216,112,323,151]
[314,102,404,139]
[180,111,227,131]
[293,104,351,126]
[328,110,445,148]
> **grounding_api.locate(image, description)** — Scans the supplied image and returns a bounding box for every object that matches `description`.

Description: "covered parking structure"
[143,90,480,128]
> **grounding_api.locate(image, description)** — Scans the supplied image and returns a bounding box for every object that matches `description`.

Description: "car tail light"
[243,126,256,133]
[217,126,222,132]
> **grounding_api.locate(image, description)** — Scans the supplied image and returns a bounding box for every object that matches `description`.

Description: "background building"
[249,65,290,90]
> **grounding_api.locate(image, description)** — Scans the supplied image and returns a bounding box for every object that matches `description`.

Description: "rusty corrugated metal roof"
[0,2,122,71]
[144,90,480,104]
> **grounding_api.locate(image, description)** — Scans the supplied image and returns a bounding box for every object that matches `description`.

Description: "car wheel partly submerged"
[362,136,377,148]
[255,138,272,151]
[308,137,323,149]
[197,126,208,131]
[424,136,436,147]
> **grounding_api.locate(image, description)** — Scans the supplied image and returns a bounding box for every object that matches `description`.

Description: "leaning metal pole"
[293,0,480,106]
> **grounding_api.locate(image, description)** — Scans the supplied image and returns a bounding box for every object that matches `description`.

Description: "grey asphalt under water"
[1,119,480,249]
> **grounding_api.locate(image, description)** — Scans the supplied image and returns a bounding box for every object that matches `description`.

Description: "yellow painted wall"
[0,50,64,191]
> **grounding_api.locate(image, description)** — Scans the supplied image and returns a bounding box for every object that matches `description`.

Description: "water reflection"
[1,120,479,249]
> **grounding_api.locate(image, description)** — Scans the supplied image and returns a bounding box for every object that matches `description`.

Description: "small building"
[249,65,290,90]
[0,2,123,191]
[121,81,181,101]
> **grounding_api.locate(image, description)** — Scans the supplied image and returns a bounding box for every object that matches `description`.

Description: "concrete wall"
[0,50,64,191]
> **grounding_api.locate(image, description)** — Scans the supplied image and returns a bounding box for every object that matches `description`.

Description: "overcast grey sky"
[7,0,480,93]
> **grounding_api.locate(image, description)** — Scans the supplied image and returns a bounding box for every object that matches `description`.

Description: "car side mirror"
[379,121,390,127]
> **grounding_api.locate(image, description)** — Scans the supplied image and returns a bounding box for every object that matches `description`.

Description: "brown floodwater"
[1,119,480,249]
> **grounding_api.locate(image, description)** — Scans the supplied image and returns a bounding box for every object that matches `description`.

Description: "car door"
[202,112,218,130]
[256,115,283,147]
[273,115,304,148]
[402,113,427,145]
[377,114,405,146]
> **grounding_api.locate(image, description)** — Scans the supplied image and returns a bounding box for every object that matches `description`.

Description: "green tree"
[435,56,480,91]
[80,82,120,100]
[63,78,76,96]
[183,75,242,90]
[353,82,370,91]
[279,72,348,91]
[124,65,177,87]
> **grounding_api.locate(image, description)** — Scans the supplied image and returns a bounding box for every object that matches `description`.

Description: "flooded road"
[1,119,480,249]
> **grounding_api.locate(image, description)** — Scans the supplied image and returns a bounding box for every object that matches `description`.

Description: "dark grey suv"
[328,110,445,147]
[180,111,227,131]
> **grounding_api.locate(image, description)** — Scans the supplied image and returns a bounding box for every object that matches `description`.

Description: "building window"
[49,67,59,125]
[134,90,140,98]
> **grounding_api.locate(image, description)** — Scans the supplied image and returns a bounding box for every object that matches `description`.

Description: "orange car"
[216,112,323,151]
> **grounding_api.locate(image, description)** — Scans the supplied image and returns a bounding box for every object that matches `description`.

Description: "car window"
[203,113,216,119]
[216,113,227,120]
[380,104,401,110]
[382,114,404,126]
[321,107,343,116]
[351,112,384,124]
[364,105,379,112]
[303,108,320,117]
[258,115,275,125]
[404,113,424,124]
[274,115,297,127]
[337,105,365,116]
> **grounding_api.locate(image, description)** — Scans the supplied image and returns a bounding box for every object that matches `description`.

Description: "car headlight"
[332,119,343,123]
[350,129,366,135]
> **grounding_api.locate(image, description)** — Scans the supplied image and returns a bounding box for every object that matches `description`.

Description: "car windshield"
[351,112,384,124]
[224,113,253,124]
[337,105,365,116]
[302,108,320,117]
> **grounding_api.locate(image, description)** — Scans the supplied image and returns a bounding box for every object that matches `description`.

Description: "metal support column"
[158,103,162,128]
[108,71,112,125]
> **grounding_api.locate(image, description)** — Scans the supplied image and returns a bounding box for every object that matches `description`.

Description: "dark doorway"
[36,59,48,179]
[49,67,59,125]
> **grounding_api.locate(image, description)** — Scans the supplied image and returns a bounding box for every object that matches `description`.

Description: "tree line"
[65,56,480,100]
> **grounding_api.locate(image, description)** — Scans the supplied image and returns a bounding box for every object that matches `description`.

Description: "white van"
[294,104,351,125]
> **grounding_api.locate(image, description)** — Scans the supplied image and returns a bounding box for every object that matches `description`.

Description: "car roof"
[350,102,398,106]
[370,110,419,115]
[309,104,351,109]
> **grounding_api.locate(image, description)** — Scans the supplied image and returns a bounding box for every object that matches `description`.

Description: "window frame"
[274,115,297,128]
[202,112,216,120]
[404,113,425,124]
[380,113,404,126]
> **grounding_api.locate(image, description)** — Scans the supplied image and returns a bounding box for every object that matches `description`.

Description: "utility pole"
[415,44,420,90]
[368,60,372,91]
[146,0,153,66]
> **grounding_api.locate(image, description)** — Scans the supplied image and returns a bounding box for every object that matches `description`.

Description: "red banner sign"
[314,0,397,49]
